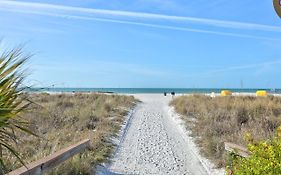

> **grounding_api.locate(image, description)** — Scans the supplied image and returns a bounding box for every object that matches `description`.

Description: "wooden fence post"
[224,142,250,175]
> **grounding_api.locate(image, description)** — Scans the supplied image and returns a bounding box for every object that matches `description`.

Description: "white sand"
[98,94,224,175]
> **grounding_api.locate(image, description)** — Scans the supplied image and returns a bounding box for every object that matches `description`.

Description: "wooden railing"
[224,142,250,158]
[7,139,90,175]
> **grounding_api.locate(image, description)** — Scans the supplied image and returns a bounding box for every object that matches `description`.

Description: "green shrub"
[229,127,281,175]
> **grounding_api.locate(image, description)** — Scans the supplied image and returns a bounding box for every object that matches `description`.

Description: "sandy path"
[102,94,223,175]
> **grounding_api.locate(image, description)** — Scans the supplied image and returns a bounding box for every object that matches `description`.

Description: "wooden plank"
[7,139,90,175]
[224,142,250,158]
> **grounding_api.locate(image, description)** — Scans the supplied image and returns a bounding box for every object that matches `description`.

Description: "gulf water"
[27,88,281,94]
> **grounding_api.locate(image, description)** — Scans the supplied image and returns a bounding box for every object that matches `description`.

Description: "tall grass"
[170,95,281,167]
[3,93,136,174]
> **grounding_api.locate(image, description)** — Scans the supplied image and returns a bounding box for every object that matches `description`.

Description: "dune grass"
[3,93,136,174]
[170,95,281,168]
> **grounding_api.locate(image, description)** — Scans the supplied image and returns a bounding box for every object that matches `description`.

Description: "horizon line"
[29,87,279,89]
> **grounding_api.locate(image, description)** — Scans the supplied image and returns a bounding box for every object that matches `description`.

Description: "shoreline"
[25,88,281,95]
[26,91,281,97]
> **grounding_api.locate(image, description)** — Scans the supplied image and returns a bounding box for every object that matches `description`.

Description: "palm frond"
[0,45,33,171]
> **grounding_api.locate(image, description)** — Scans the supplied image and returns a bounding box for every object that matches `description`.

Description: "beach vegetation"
[3,93,136,174]
[170,95,281,168]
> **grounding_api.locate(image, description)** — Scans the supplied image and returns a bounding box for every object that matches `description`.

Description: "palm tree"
[0,45,33,171]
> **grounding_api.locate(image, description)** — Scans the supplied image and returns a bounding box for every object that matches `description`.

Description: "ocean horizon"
[26,88,281,94]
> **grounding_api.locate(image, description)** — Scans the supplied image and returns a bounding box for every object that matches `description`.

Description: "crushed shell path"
[106,94,218,175]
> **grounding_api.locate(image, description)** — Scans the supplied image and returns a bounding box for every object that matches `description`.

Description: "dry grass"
[170,95,281,168]
[3,93,136,174]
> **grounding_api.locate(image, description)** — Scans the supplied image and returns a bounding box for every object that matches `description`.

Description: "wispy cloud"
[0,0,281,40]
[189,59,281,78]
[32,60,170,77]
[1,7,278,41]
[208,59,281,73]
[1,0,281,32]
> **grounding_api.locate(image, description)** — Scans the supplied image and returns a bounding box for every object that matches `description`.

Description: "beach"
[99,94,224,175]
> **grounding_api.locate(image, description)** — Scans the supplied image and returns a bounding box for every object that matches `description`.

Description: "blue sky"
[0,0,281,88]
